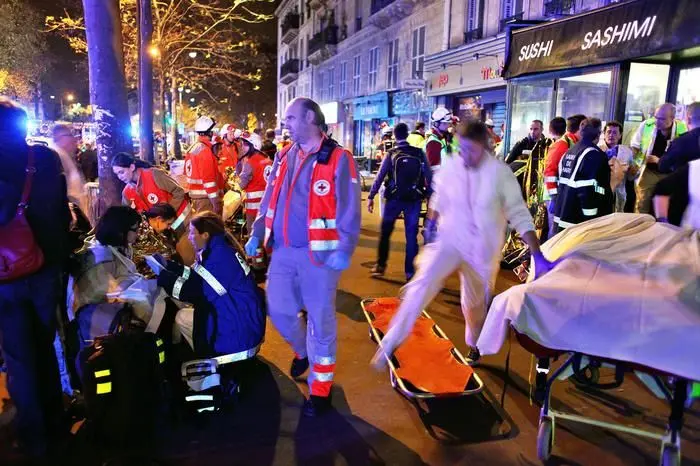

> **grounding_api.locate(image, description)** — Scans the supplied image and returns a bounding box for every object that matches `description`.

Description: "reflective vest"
[406,132,425,148]
[263,141,347,254]
[123,168,191,230]
[243,152,273,215]
[424,131,447,171]
[185,137,223,200]
[635,118,687,170]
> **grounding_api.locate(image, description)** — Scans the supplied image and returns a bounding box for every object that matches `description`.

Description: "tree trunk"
[159,72,168,161]
[83,0,133,213]
[138,0,154,163]
[170,78,182,159]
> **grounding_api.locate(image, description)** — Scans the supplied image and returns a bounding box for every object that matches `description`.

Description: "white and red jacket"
[122,168,191,230]
[239,151,273,217]
[218,137,239,178]
[185,136,224,201]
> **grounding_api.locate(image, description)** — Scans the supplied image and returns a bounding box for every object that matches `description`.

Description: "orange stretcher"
[362,297,483,399]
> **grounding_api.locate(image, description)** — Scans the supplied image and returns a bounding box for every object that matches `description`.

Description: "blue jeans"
[0,266,64,455]
[377,199,422,278]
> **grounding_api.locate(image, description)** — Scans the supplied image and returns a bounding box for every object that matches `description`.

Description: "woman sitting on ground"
[70,206,153,323]
[151,211,265,358]
[144,203,196,266]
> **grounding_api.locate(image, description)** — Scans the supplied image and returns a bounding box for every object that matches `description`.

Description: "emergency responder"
[368,123,432,281]
[658,101,700,173]
[631,103,687,214]
[186,116,224,215]
[425,107,454,172]
[406,122,426,148]
[372,121,552,366]
[144,203,197,266]
[245,97,361,417]
[552,118,614,233]
[219,124,239,179]
[238,133,273,233]
[111,152,192,231]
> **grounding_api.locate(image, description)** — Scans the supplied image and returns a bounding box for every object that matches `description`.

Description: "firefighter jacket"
[238,151,272,215]
[157,233,265,357]
[251,138,361,264]
[185,136,223,200]
[122,167,191,230]
[553,140,614,230]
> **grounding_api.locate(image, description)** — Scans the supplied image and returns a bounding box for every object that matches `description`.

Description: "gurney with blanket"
[478,213,700,466]
[362,298,484,402]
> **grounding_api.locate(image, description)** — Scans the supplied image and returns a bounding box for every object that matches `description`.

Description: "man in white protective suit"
[372,120,554,365]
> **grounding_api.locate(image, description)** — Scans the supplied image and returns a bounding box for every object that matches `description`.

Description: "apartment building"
[275,0,630,156]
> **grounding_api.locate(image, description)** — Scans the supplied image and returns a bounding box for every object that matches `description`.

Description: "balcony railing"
[307,25,338,63]
[370,0,396,15]
[280,59,299,84]
[281,13,300,44]
[499,12,524,32]
[463,27,483,44]
[544,0,574,16]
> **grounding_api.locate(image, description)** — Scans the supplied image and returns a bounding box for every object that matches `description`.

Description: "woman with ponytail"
[150,211,265,358]
[111,152,192,232]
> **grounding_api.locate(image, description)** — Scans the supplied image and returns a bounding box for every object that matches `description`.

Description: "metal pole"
[138,0,155,163]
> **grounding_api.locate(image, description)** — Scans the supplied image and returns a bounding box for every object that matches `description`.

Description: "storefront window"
[623,63,669,146]
[675,66,700,122]
[509,78,554,147]
[556,70,611,121]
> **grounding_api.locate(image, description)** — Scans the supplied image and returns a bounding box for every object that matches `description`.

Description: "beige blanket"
[478,213,700,381]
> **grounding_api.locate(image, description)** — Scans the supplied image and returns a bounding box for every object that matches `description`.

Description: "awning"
[504,0,700,79]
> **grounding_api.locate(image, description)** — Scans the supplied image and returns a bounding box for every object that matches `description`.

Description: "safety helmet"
[195,115,216,133]
[484,119,495,127]
[431,107,453,126]
[220,123,235,136]
[381,125,393,136]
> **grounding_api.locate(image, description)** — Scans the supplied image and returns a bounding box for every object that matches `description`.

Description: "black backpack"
[388,146,425,201]
[78,330,167,454]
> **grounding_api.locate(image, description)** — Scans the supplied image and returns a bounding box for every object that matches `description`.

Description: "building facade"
[275,0,630,157]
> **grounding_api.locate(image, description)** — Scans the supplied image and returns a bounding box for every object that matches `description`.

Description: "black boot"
[302,395,332,417]
[289,356,309,378]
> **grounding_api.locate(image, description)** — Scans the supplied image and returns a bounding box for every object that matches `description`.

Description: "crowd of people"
[1,91,699,462]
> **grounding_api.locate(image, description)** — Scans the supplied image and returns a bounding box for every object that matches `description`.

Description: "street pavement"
[2,194,700,465]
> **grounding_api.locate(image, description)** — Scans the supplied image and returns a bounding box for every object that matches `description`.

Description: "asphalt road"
[1,196,699,466]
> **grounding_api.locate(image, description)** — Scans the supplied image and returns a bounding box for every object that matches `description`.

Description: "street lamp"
[66,93,75,102]
[148,45,160,58]
[189,97,195,103]
[188,51,197,58]
[50,95,55,99]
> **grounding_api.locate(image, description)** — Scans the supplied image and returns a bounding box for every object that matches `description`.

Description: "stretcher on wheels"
[478,214,700,466]
[513,331,692,466]
[361,297,483,400]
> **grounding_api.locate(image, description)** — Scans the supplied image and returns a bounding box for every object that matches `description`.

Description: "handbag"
[0,147,45,281]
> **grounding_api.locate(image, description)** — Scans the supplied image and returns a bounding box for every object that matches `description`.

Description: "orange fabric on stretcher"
[366,298,474,394]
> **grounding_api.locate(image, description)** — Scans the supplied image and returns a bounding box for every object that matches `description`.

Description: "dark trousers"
[0,266,65,455]
[377,199,422,278]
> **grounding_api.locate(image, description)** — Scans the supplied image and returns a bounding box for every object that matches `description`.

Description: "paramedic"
[553,118,614,233]
[111,152,191,229]
[372,121,552,365]
[219,124,239,178]
[406,122,426,148]
[631,103,687,214]
[144,203,197,266]
[186,116,224,215]
[368,123,432,281]
[245,97,361,417]
[237,133,273,233]
[154,211,265,357]
[424,108,454,171]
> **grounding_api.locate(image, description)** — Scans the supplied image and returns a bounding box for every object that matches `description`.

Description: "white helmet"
[220,124,234,136]
[233,128,243,139]
[431,107,453,126]
[195,116,216,133]
[381,125,393,136]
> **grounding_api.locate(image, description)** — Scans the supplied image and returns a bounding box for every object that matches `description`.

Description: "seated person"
[144,203,196,266]
[153,211,265,358]
[70,206,154,323]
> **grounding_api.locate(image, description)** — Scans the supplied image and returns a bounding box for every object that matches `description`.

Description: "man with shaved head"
[631,103,687,213]
[658,102,700,173]
[245,97,361,417]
